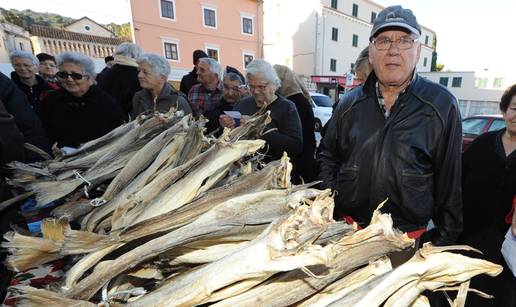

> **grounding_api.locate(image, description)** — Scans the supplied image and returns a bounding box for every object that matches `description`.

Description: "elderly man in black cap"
[180,49,208,95]
[318,5,462,247]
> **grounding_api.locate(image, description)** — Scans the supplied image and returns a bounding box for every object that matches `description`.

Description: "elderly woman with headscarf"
[97,42,143,118]
[40,52,125,149]
[9,51,52,115]
[132,53,191,118]
[274,64,317,183]
[234,59,303,165]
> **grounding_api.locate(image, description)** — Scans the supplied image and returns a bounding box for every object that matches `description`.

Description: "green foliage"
[0,7,130,38]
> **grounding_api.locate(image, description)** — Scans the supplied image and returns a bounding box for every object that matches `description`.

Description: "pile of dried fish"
[1,109,504,307]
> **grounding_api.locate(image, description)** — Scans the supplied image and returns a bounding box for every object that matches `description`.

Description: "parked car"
[309,92,333,132]
[462,114,505,151]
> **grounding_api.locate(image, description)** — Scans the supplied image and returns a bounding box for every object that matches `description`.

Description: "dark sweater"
[0,100,24,163]
[459,129,516,307]
[234,95,303,162]
[40,86,125,148]
[0,72,50,159]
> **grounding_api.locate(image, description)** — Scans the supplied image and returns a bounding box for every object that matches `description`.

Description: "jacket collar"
[362,69,419,98]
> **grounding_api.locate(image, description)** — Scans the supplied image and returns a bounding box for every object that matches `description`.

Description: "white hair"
[199,57,222,81]
[137,53,171,79]
[115,42,143,59]
[56,52,96,77]
[10,50,39,66]
[245,59,281,87]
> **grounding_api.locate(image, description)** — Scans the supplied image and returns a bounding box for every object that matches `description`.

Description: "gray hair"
[136,53,171,79]
[245,59,281,87]
[10,50,39,66]
[56,52,96,77]
[199,57,222,81]
[115,42,143,59]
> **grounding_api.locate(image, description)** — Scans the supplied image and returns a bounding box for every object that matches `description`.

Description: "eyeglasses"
[40,62,56,68]
[247,82,269,91]
[56,71,89,80]
[372,37,419,50]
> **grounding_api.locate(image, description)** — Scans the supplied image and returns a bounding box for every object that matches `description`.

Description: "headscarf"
[273,64,311,103]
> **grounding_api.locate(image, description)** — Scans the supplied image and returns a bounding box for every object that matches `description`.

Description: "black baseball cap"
[370,5,421,41]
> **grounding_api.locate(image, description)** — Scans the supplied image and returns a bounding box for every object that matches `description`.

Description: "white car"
[310,92,334,132]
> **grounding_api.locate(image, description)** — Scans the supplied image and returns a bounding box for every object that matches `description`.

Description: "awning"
[311,75,361,88]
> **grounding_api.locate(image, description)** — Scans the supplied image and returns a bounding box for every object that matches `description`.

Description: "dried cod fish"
[63,187,322,300]
[127,191,334,306]
[213,205,414,307]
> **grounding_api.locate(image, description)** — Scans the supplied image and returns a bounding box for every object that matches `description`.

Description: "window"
[452,77,462,88]
[331,27,338,41]
[425,35,429,45]
[207,47,219,61]
[331,0,338,9]
[330,59,337,72]
[19,42,24,50]
[493,78,504,88]
[476,78,488,88]
[439,77,449,87]
[423,57,427,67]
[160,0,175,20]
[352,3,359,17]
[352,34,358,47]
[84,25,91,31]
[243,53,254,68]
[203,7,217,28]
[242,16,253,35]
[163,42,179,60]
[371,12,377,23]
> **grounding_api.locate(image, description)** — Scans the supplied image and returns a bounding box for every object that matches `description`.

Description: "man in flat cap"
[318,5,462,246]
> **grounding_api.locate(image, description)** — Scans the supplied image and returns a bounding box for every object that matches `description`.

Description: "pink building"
[130,0,264,81]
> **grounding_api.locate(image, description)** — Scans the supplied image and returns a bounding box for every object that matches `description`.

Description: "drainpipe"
[314,12,318,75]
[256,0,263,58]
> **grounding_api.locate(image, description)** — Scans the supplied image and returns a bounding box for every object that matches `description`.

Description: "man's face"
[39,60,57,78]
[197,60,217,87]
[504,96,516,137]
[106,60,115,68]
[12,57,37,80]
[369,30,421,87]
[222,76,244,104]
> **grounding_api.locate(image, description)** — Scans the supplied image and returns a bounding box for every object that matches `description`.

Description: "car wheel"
[314,119,322,132]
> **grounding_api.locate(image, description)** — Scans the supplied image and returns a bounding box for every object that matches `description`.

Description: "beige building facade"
[30,25,124,59]
[0,21,32,62]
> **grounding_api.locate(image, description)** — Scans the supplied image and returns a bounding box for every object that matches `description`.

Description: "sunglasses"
[56,71,89,80]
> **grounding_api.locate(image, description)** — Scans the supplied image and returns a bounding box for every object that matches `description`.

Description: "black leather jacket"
[317,72,463,246]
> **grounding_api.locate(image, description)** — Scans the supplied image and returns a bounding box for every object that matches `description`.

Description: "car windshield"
[488,119,506,132]
[462,118,487,137]
[311,95,333,107]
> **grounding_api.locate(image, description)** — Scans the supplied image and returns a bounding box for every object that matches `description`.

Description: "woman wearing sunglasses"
[39,52,125,149]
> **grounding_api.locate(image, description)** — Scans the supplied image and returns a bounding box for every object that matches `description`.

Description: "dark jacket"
[234,95,303,163]
[131,82,192,118]
[286,93,317,183]
[40,86,125,148]
[0,100,25,163]
[0,72,50,159]
[317,72,463,246]
[180,68,199,96]
[10,71,53,115]
[97,64,141,118]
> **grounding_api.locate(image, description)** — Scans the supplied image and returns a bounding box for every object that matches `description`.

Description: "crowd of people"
[0,4,514,306]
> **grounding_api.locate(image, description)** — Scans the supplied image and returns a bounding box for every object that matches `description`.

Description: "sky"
[1,0,514,74]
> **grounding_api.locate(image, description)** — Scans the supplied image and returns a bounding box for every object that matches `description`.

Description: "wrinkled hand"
[240,115,251,125]
[219,115,235,129]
